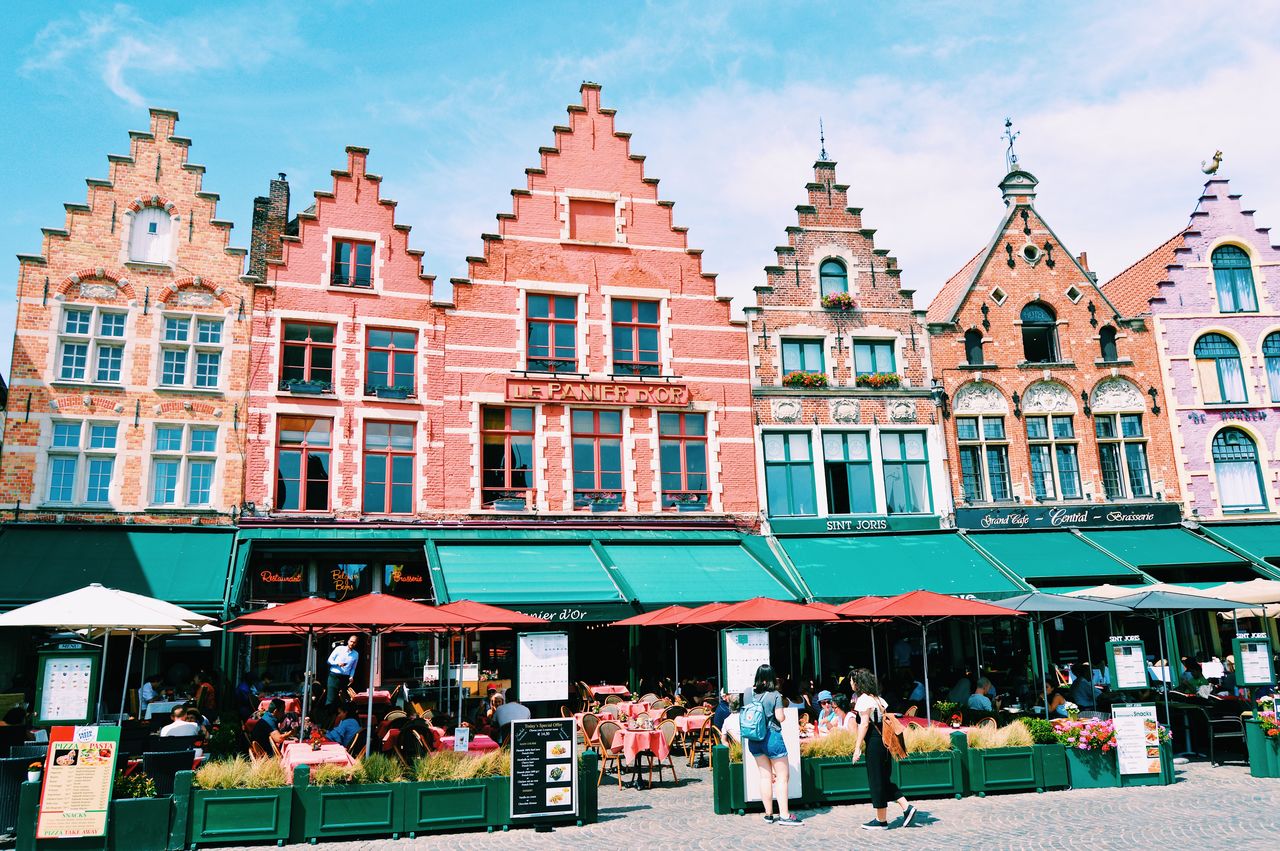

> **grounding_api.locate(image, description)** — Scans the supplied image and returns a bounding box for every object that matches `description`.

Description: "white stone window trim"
[120,204,180,268]
[773,323,838,386]
[557,189,626,244]
[601,291,671,377]
[1186,325,1256,408]
[352,410,422,516]
[157,309,229,391]
[650,401,722,512]
[148,423,220,509]
[1203,236,1270,315]
[263,408,337,514]
[561,406,635,511]
[320,228,387,292]
[515,282,588,374]
[810,245,860,305]
[1201,421,1275,513]
[1093,410,1154,502]
[468,398,547,512]
[848,326,908,384]
[357,322,424,400]
[54,304,129,386]
[43,418,120,507]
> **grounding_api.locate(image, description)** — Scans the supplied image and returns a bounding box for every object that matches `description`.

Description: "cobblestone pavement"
[220,759,1279,850]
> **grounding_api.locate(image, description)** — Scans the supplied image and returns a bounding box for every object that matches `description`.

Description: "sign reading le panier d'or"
[507,377,690,407]
[955,502,1181,531]
[510,718,577,821]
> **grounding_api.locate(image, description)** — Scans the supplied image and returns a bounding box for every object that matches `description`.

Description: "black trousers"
[866,727,902,810]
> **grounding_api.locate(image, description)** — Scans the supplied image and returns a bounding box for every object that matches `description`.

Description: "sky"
[3,1,1280,379]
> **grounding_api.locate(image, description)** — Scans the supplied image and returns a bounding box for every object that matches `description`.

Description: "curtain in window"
[1218,356,1248,403]
[1265,334,1280,403]
[1216,460,1263,509]
[1212,246,1258,313]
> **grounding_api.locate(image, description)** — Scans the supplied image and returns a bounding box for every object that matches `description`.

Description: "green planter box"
[402,776,507,835]
[295,773,404,842]
[1035,743,1069,790]
[802,756,871,804]
[1121,743,1174,787]
[187,784,293,847]
[892,748,964,799]
[709,747,804,815]
[1064,743,1174,789]
[109,797,173,851]
[965,746,1041,795]
[1245,720,1280,778]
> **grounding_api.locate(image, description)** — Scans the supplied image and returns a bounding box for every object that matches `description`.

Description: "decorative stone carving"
[952,381,1009,415]
[772,398,802,423]
[830,399,860,423]
[887,399,917,422]
[174,288,215,308]
[1021,381,1076,414]
[77,282,116,300]
[1092,377,1144,412]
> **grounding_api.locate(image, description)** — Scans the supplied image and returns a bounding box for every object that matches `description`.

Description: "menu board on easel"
[509,718,576,821]
[722,628,771,695]
[1112,704,1161,775]
[1106,638,1149,690]
[35,648,99,726]
[517,632,569,703]
[1233,634,1276,687]
[36,725,120,839]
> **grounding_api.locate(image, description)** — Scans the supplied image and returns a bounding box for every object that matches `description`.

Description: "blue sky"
[3,1,1280,378]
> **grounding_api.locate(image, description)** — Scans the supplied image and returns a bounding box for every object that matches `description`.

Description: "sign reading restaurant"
[955,502,1181,530]
[506,377,691,407]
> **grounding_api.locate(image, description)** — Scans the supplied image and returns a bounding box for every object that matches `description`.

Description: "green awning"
[601,543,797,607]
[1080,528,1246,568]
[0,525,233,614]
[966,531,1146,585]
[431,543,626,607]
[778,532,1025,602]
[1202,523,1280,562]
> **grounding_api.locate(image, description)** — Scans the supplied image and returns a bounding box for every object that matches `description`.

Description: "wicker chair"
[973,716,997,730]
[596,720,625,788]
[904,705,918,717]
[650,698,672,710]
[685,717,715,767]
[646,719,679,786]
[346,729,365,758]
[579,712,601,749]
[248,741,270,760]
[603,694,624,705]
[637,693,659,704]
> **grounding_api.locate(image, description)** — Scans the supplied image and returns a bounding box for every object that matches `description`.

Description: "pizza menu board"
[1112,704,1161,776]
[517,632,569,703]
[509,718,576,821]
[1233,635,1276,687]
[1106,639,1149,690]
[723,628,771,695]
[37,725,120,839]
[37,654,96,724]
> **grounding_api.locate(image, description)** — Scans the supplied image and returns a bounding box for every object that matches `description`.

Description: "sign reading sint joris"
[507,377,690,406]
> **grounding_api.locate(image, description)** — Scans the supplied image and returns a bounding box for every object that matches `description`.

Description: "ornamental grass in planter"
[896,727,964,799]
[188,757,293,847]
[297,755,408,842]
[404,750,511,834]
[964,723,1040,795]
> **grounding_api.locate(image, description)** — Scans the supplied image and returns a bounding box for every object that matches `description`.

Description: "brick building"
[743,157,950,532]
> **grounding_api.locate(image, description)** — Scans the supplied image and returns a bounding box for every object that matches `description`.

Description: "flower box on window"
[366,384,412,399]
[584,492,621,512]
[279,378,333,394]
[491,492,528,512]
[855,372,901,390]
[667,492,707,512]
[821,292,857,311]
[781,371,828,389]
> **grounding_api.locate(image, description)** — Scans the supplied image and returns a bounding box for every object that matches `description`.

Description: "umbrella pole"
[674,631,680,693]
[139,636,149,698]
[97,628,111,722]
[458,628,466,723]
[118,629,136,719]
[366,629,377,757]
[1157,618,1172,738]
[869,624,877,680]
[921,622,932,724]
[300,630,313,731]
[973,622,981,682]
[1040,617,1051,722]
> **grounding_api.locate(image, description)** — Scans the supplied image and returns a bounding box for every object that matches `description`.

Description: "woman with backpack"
[742,664,800,826]
[850,668,918,831]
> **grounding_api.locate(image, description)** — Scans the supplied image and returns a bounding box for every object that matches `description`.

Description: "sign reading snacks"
[510,718,577,821]
[1233,634,1276,687]
[955,502,1181,530]
[507,377,690,407]
[37,725,120,839]
[1106,638,1149,690]
[1112,704,1162,775]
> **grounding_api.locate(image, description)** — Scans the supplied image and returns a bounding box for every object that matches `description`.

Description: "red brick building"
[925,169,1180,520]
[1,109,250,524]
[745,158,951,529]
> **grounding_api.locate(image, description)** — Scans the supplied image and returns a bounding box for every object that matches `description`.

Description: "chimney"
[248,173,290,280]
[1076,252,1089,271]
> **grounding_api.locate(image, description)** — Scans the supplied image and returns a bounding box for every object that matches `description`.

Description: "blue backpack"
[740,694,769,741]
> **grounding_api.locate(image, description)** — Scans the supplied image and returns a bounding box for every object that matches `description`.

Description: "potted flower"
[110,771,170,851]
[854,371,901,390]
[279,377,333,394]
[782,370,829,389]
[931,700,958,721]
[26,760,41,785]
[491,491,528,511]
[1054,717,1173,788]
[668,492,707,512]
[585,492,621,513]
[1246,696,1280,778]
[821,292,857,311]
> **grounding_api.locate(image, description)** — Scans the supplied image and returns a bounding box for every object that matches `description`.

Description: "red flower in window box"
[782,371,829,389]
[821,292,857,311]
[855,372,901,390]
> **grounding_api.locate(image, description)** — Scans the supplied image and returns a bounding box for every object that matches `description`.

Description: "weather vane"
[1003,117,1020,172]
[819,118,828,161]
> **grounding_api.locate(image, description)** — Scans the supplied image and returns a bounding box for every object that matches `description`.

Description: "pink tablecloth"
[280,742,355,777]
[439,734,500,753]
[589,684,630,697]
[258,697,301,715]
[601,701,651,719]
[611,728,669,765]
[674,714,710,734]
[352,690,392,702]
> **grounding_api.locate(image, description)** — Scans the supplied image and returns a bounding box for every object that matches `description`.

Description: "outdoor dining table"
[599,701,651,719]
[439,733,500,753]
[673,713,710,735]
[588,684,630,697]
[280,741,356,778]
[143,699,186,720]
[352,689,393,703]
[257,696,301,715]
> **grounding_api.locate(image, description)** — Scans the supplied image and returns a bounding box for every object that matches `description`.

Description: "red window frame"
[364,327,417,395]
[571,409,624,507]
[612,299,661,376]
[362,420,415,515]
[659,412,709,508]
[275,416,331,512]
[480,406,535,506]
[526,294,577,373]
[280,322,336,388]
[331,239,375,288]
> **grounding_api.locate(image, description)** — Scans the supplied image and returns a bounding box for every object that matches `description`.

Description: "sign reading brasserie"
[956,502,1180,530]
[507,377,690,407]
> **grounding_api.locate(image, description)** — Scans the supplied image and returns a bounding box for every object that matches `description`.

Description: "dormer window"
[1020,302,1059,363]
[1212,245,1258,313]
[332,239,374,288]
[1099,326,1118,362]
[819,259,848,296]
[128,207,172,264]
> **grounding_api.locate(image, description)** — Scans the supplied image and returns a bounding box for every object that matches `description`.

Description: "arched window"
[1099,326,1118,362]
[128,207,172,264]
[819,259,848,297]
[1264,333,1280,403]
[1194,333,1248,404]
[1212,245,1258,313]
[1020,302,1059,363]
[964,329,984,366]
[1212,428,1267,511]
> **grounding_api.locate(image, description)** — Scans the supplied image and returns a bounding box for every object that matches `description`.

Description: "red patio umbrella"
[228,597,337,726]
[679,597,833,626]
[611,605,694,628]
[832,596,888,618]
[434,601,547,713]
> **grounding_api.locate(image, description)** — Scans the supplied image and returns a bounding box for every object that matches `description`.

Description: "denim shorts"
[747,729,787,760]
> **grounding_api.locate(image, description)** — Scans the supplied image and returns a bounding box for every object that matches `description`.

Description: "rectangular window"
[823,432,875,514]
[161,349,188,386]
[275,416,331,512]
[958,446,985,503]
[160,314,223,389]
[612,299,661,376]
[881,432,931,514]
[188,461,214,505]
[85,457,114,503]
[1026,415,1080,501]
[763,432,817,516]
[281,322,336,389]
[781,339,824,374]
[194,352,221,388]
[527,295,577,373]
[95,345,123,383]
[47,421,83,504]
[152,459,180,505]
[150,425,218,507]
[365,328,417,395]
[332,239,375,288]
[853,341,895,376]
[481,406,534,506]
[1095,414,1151,499]
[571,410,623,507]
[957,416,1010,502]
[58,307,126,384]
[363,421,414,514]
[659,412,708,508]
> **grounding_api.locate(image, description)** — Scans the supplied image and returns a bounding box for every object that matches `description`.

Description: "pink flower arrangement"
[821,292,857,311]
[1258,707,1279,738]
[1052,717,1116,753]
[782,370,829,389]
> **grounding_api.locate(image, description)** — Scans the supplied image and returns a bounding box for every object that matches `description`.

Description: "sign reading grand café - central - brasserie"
[955,502,1181,530]
[507,377,691,406]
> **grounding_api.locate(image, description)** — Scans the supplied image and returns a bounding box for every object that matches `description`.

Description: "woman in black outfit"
[850,668,918,831]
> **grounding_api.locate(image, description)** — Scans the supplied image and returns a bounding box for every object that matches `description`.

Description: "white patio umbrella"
[1208,579,1280,620]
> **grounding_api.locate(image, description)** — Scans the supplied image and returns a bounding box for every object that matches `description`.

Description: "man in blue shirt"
[967,678,994,712]
[711,691,733,731]
[326,703,361,750]
[326,636,360,706]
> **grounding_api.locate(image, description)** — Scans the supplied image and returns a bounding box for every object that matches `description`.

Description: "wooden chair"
[347,730,365,758]
[579,712,601,748]
[663,705,686,720]
[974,716,997,730]
[596,720,625,788]
[560,705,572,719]
[904,705,918,717]
[603,694,623,705]
[647,719,679,786]
[650,698,672,710]
[685,717,714,767]
[637,692,659,704]
[248,741,270,760]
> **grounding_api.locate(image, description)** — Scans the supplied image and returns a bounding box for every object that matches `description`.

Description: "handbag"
[878,708,907,760]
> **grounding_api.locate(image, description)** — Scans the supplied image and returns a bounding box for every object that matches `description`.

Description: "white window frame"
[46,420,119,506]
[956,415,1012,503]
[56,306,127,385]
[1026,414,1082,501]
[149,424,219,508]
[1095,413,1152,500]
[158,312,225,390]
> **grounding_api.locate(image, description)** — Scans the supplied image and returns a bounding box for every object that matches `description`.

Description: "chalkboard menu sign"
[509,718,576,821]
